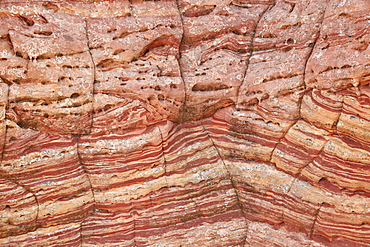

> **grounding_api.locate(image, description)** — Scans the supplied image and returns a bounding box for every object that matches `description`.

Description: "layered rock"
[1,0,370,246]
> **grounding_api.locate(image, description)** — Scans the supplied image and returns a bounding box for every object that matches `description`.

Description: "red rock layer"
[1,0,370,246]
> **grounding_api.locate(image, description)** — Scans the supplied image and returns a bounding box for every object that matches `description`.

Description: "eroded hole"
[97,59,116,67]
[158,94,165,101]
[34,31,52,36]
[237,49,247,54]
[19,16,34,26]
[286,38,294,44]
[283,47,292,52]
[119,77,130,81]
[319,177,341,193]
[232,30,242,35]
[15,51,23,57]
[107,28,117,34]
[192,83,230,92]
[70,93,79,99]
[113,49,125,55]
[113,32,130,40]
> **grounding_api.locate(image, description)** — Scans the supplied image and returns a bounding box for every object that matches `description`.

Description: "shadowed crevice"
[201,123,249,245]
[157,125,169,187]
[175,0,188,124]
[302,0,330,93]
[0,174,40,236]
[299,0,331,122]
[75,134,97,246]
[84,19,96,136]
[236,1,277,107]
[75,135,96,211]
[269,0,331,166]
[0,81,9,166]
[310,203,323,239]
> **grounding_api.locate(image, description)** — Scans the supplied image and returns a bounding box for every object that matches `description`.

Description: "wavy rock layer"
[0,0,370,246]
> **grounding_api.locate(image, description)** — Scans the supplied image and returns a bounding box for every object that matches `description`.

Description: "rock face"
[0,0,370,246]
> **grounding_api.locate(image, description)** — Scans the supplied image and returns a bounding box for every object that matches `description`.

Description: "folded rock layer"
[0,0,370,246]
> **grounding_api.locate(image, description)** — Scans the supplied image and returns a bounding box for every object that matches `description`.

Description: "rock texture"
[0,0,370,246]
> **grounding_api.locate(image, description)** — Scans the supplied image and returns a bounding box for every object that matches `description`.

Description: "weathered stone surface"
[235,0,328,141]
[87,1,185,130]
[305,0,370,91]
[1,0,370,246]
[0,126,94,231]
[178,0,272,121]
[1,14,94,135]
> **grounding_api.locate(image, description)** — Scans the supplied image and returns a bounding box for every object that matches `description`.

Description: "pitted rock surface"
[1,0,370,246]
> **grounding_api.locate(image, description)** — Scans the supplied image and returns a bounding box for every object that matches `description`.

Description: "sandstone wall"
[0,0,370,246]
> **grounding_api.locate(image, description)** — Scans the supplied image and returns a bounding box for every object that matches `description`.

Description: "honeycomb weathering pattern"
[0,0,370,246]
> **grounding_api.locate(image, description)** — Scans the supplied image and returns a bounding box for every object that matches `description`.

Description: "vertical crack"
[0,126,7,167]
[302,0,330,92]
[269,0,330,165]
[0,75,40,234]
[152,125,170,245]
[79,221,83,247]
[0,34,13,165]
[75,135,96,247]
[236,1,276,106]
[132,213,137,247]
[268,119,299,163]
[175,0,188,124]
[75,135,96,210]
[310,203,323,239]
[0,79,10,166]
[296,138,329,178]
[0,34,39,230]
[201,123,249,245]
[84,19,96,135]
[283,135,329,198]
[332,97,344,134]
[300,0,330,120]
[157,125,169,187]
[0,175,40,233]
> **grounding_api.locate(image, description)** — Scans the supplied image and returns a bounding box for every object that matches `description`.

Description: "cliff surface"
[0,0,370,246]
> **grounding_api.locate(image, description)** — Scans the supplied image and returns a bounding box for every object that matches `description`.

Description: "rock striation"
[0,0,370,246]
